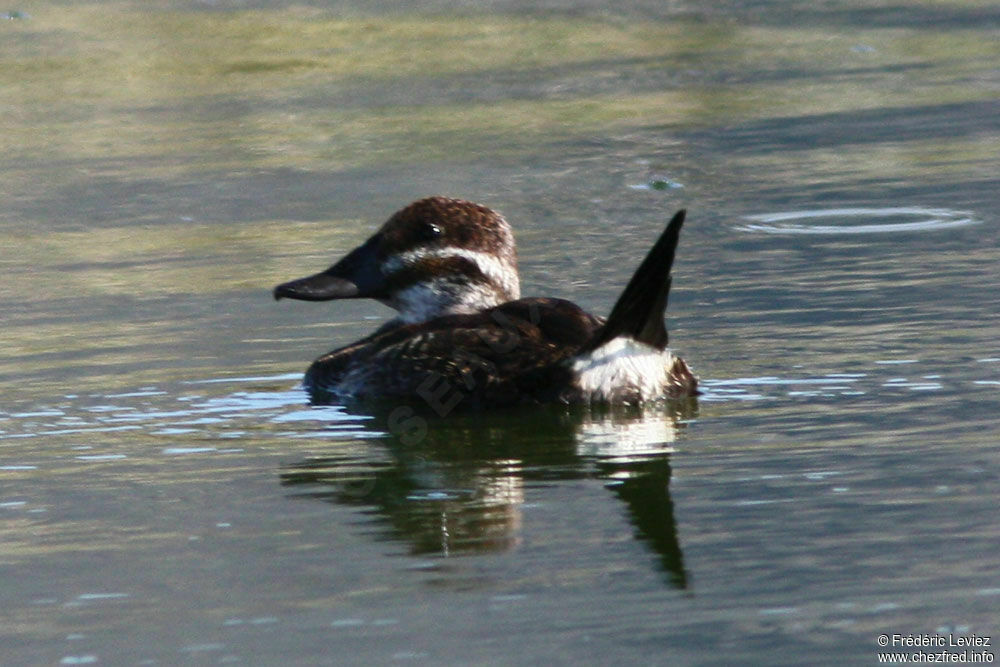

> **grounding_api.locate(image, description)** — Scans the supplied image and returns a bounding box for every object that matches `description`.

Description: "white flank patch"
[382,247,520,301]
[571,338,674,402]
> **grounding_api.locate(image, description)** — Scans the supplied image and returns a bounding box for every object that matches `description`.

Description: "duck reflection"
[279,399,696,588]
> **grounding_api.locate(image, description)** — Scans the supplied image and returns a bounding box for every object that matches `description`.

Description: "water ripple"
[737,207,979,234]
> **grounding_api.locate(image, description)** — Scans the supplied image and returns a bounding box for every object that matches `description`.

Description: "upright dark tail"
[581,209,686,353]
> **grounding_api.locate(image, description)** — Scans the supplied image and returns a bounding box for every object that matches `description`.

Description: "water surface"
[2,1,999,664]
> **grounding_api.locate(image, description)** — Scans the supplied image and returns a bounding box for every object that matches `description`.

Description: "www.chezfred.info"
[876,633,993,663]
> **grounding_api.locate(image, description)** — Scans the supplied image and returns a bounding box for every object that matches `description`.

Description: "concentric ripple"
[738,207,978,234]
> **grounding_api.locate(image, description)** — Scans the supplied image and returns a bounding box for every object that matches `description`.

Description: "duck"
[274,196,697,411]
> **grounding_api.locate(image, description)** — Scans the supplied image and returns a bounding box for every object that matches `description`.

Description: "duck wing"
[305,297,602,408]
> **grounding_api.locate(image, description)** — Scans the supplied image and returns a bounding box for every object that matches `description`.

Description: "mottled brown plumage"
[305,297,604,408]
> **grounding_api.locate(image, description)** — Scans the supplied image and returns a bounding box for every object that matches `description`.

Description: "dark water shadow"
[688,100,1000,156]
[743,3,1000,30]
[280,400,697,589]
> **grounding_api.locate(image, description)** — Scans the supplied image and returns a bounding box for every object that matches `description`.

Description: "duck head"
[274,197,521,324]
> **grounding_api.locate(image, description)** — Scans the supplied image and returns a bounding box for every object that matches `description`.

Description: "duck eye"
[422,223,443,240]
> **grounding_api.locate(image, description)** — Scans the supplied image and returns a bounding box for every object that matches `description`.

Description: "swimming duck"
[274,196,697,410]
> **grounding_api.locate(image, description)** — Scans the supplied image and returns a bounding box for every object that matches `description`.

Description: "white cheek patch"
[391,279,502,324]
[391,280,452,324]
[382,247,520,301]
[571,338,674,402]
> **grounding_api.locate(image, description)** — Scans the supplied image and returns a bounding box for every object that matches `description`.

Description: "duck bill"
[273,237,385,301]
